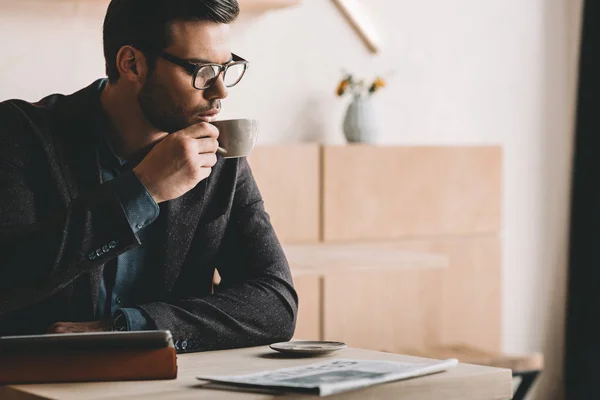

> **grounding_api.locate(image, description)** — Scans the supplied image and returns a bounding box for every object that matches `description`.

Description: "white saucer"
[269,340,347,355]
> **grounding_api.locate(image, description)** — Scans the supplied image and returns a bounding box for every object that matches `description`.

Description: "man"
[0,0,298,353]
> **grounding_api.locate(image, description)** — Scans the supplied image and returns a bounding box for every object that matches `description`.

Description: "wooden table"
[1,345,512,400]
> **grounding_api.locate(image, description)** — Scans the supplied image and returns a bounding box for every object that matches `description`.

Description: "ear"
[115,45,149,84]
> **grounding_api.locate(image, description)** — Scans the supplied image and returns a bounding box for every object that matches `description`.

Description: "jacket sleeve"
[0,102,140,316]
[139,158,298,352]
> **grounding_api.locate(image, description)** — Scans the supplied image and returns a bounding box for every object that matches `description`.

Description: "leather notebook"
[0,330,177,384]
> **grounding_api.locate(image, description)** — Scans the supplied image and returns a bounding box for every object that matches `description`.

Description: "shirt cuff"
[111,171,159,233]
[118,307,156,331]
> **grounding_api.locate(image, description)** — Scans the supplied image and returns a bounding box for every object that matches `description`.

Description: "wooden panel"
[331,0,381,53]
[288,245,449,343]
[322,146,502,241]
[322,265,444,353]
[392,236,502,352]
[322,236,501,354]
[248,144,320,243]
[291,270,321,340]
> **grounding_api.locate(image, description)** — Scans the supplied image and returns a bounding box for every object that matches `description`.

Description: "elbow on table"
[265,298,297,343]
[279,314,297,342]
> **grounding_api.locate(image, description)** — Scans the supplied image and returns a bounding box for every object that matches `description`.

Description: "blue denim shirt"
[95,81,159,331]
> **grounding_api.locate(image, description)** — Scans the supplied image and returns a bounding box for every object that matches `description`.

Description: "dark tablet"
[0,330,174,353]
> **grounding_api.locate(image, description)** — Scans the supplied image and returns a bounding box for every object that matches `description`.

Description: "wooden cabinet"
[251,145,503,354]
[321,145,502,241]
[248,144,320,243]
[290,270,322,340]
[289,244,448,353]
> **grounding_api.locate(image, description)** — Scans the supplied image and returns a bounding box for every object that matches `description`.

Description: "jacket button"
[109,241,117,249]
[102,245,109,253]
[95,249,102,257]
[181,340,188,350]
[88,252,96,261]
[115,296,122,305]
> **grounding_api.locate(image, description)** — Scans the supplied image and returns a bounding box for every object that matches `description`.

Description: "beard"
[137,73,220,133]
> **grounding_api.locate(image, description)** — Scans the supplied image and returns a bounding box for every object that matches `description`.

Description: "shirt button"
[136,223,144,230]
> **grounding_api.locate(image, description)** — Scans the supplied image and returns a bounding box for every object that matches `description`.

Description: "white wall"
[0,0,582,398]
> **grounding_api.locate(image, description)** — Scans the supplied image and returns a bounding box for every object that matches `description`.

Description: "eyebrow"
[186,56,234,64]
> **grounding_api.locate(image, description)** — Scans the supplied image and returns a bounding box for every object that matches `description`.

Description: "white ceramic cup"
[211,119,259,159]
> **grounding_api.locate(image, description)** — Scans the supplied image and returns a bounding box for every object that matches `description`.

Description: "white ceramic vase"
[343,95,378,144]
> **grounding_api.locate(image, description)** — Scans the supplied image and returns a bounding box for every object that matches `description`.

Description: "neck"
[100,81,167,160]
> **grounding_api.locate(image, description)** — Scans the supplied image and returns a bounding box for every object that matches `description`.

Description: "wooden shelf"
[284,243,448,272]
[239,0,301,12]
[286,244,448,344]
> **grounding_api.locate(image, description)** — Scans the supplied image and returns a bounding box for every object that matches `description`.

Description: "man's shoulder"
[0,80,104,144]
[0,93,65,128]
[0,91,75,169]
[1,80,103,126]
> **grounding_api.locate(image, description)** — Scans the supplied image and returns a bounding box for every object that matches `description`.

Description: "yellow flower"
[336,79,350,96]
[374,77,386,89]
[368,77,386,94]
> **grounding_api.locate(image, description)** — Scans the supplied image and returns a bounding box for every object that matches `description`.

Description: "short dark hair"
[103,0,239,82]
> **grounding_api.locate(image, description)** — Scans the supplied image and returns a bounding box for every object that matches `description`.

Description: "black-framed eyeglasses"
[159,51,249,90]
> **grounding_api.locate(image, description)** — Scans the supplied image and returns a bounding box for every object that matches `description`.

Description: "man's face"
[138,20,231,133]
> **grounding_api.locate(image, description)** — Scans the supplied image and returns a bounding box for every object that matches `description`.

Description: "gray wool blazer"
[0,80,298,353]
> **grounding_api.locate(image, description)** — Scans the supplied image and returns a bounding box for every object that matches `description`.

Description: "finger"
[195,137,219,154]
[48,323,69,334]
[178,122,219,139]
[197,152,218,168]
[179,136,217,158]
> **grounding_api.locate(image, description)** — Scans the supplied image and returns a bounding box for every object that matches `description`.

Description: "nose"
[205,74,228,101]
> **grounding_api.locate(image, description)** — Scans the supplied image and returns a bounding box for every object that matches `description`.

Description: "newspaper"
[197,358,458,397]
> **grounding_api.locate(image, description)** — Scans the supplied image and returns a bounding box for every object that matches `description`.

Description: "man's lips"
[197,109,219,122]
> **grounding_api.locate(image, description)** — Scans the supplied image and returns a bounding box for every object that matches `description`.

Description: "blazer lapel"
[87,147,104,318]
[160,180,208,295]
